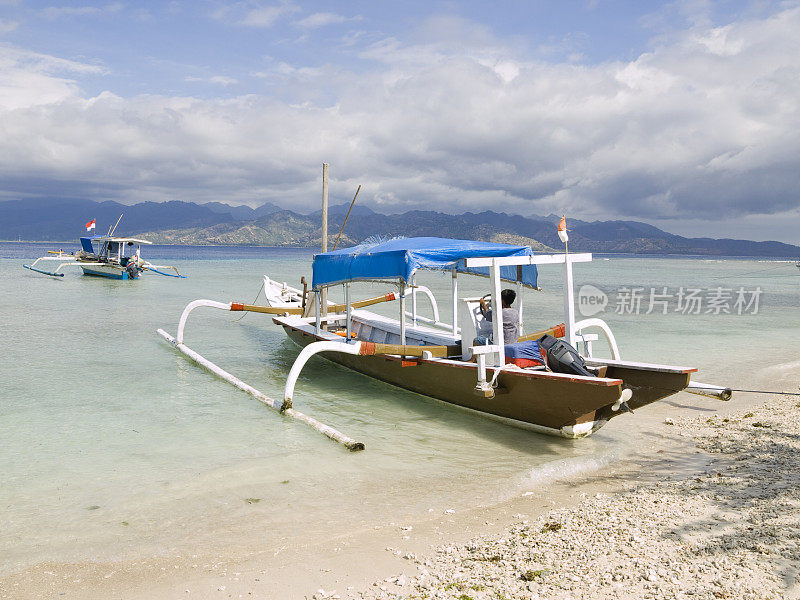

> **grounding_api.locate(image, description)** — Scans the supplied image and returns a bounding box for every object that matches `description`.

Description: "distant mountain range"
[1,197,798,257]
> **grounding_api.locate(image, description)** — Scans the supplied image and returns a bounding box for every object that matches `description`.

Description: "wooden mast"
[320,163,329,329]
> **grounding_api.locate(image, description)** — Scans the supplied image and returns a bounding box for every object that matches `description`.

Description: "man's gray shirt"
[484,307,520,343]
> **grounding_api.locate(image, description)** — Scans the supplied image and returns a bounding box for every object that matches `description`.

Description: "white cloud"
[40,3,123,19]
[240,3,298,27]
[185,75,239,86]
[0,18,18,34]
[0,45,106,109]
[0,6,799,240]
[295,12,351,30]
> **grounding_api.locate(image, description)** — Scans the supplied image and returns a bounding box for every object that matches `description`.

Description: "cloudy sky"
[1,0,799,242]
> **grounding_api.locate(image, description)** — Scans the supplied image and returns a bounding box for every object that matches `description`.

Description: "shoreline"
[2,240,798,260]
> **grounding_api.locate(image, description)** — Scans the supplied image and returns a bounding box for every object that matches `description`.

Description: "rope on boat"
[710,263,795,280]
[728,388,800,396]
[332,184,361,251]
[156,328,364,451]
[232,281,265,322]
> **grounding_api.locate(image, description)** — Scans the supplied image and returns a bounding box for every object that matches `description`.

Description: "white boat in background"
[23,235,185,280]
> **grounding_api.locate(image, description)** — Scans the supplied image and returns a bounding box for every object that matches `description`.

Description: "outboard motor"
[537,334,594,377]
[126,260,139,279]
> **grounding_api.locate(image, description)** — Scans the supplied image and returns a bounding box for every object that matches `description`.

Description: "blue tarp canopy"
[312,237,538,290]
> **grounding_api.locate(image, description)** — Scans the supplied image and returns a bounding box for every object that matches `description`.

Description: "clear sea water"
[1,242,798,575]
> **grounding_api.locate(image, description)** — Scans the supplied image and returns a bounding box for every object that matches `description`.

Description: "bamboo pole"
[108,213,123,236]
[358,342,462,358]
[321,163,329,329]
[229,292,397,315]
[516,323,566,342]
[157,328,364,451]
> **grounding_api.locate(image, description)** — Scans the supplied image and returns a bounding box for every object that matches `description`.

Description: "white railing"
[404,285,440,323]
[573,318,621,360]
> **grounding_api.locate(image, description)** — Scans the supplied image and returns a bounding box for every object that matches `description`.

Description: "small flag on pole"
[557,215,569,243]
[85,219,96,232]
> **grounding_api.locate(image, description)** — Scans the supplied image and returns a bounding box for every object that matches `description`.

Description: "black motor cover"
[126,261,139,279]
[537,334,595,377]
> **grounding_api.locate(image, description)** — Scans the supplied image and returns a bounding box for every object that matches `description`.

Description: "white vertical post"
[477,353,487,385]
[399,284,406,346]
[411,273,418,325]
[490,260,504,366]
[345,282,352,341]
[314,290,321,335]
[451,268,458,336]
[516,278,523,337]
[563,256,576,347]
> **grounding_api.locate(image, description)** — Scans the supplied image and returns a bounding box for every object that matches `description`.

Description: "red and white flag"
[557,215,569,243]
[85,219,96,232]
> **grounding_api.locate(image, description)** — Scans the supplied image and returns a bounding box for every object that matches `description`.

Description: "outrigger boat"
[24,235,184,280]
[159,236,730,448]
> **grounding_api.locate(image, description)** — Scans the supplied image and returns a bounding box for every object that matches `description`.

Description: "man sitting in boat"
[477,288,520,344]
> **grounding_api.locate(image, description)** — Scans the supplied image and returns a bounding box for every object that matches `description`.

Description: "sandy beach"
[3,364,799,600]
[351,394,800,600]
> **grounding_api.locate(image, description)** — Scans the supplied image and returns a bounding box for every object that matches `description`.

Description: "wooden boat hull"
[278,320,693,438]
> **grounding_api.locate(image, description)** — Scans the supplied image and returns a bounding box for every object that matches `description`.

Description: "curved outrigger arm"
[175,294,402,345]
[284,340,465,404]
[159,299,366,451]
[22,258,104,277]
[141,262,186,278]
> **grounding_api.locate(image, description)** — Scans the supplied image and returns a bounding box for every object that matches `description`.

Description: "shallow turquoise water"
[1,242,797,574]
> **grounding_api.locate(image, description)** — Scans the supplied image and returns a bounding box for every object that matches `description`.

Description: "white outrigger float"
[24,235,184,280]
[158,236,731,451]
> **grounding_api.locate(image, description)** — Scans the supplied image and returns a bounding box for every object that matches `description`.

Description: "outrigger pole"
[22,264,65,277]
[157,327,363,451]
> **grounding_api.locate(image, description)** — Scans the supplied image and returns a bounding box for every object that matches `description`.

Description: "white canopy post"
[345,282,352,341]
[516,266,524,337]
[399,284,407,346]
[451,267,458,336]
[315,290,322,335]
[563,255,577,347]
[411,273,418,325]
[489,259,505,366]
